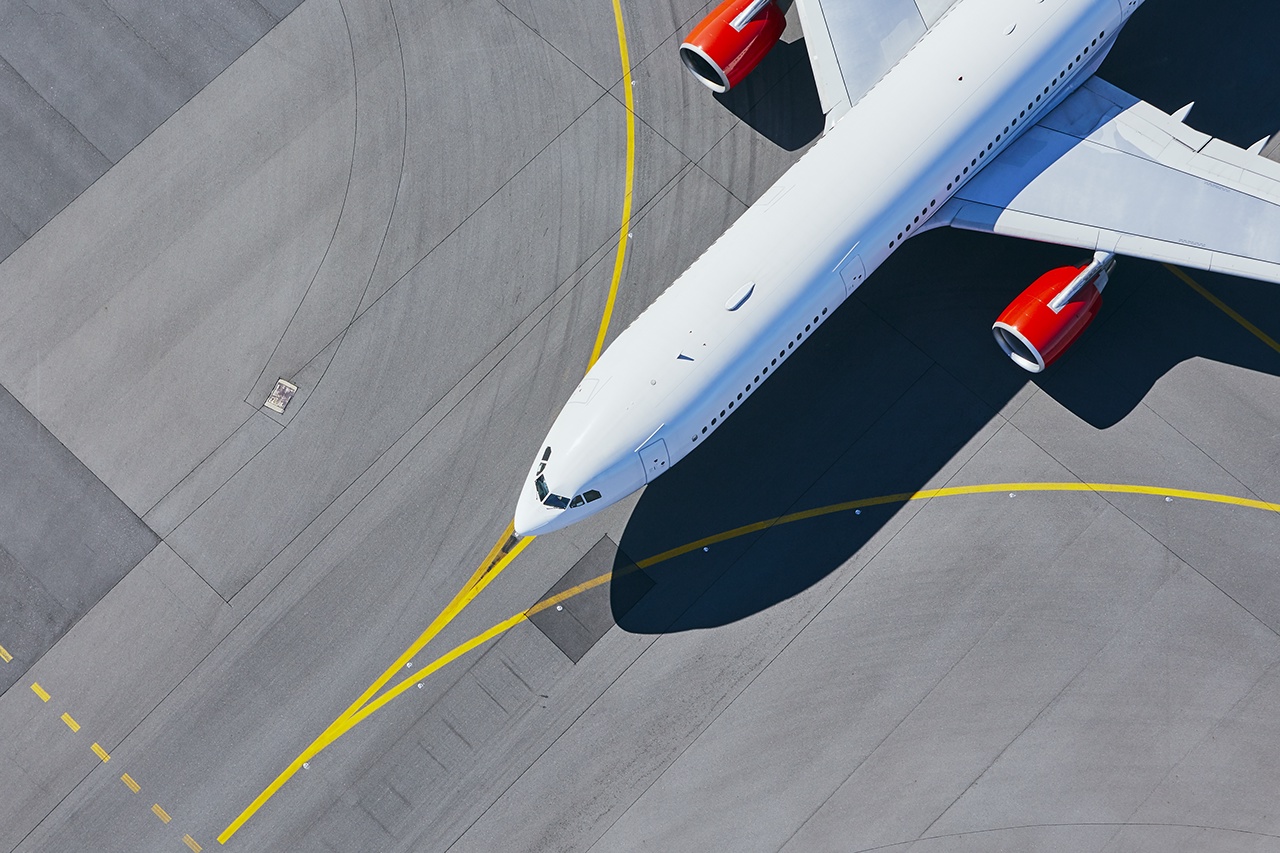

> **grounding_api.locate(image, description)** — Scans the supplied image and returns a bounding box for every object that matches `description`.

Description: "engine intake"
[679,0,785,93]
[993,252,1115,372]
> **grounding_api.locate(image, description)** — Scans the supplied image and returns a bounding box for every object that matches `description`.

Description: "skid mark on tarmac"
[220,1,641,842]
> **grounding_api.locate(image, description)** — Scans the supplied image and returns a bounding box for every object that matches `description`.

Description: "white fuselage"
[515,0,1136,536]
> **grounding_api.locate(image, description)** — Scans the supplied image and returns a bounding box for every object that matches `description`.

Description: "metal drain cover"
[264,379,298,414]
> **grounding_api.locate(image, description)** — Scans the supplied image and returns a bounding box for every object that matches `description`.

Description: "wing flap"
[939,76,1280,284]
[792,0,963,129]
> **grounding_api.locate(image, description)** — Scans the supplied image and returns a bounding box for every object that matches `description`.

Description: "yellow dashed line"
[0,643,12,663]
[91,742,110,762]
[61,712,80,733]
[122,773,140,793]
[31,682,50,702]
[1166,264,1280,356]
[183,834,203,852]
[152,803,171,824]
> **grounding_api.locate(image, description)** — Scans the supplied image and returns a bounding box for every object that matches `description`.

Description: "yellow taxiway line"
[220,477,1279,844]
[1165,264,1280,356]
[217,0,1280,833]
[222,4,638,842]
[218,270,1279,843]
[217,530,531,844]
[587,0,637,370]
[363,482,1280,710]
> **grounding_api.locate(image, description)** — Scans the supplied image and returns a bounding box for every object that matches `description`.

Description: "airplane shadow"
[609,0,1280,634]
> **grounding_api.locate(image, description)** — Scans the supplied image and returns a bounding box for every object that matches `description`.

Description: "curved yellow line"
[217,534,533,844]
[365,480,1280,717]
[636,481,1280,568]
[221,15,1280,847]
[587,0,636,370]
[220,4,640,842]
[219,480,1278,844]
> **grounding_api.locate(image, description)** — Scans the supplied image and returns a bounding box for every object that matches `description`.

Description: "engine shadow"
[712,38,824,152]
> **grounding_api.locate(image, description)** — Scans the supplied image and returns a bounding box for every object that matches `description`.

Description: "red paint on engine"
[995,264,1103,370]
[681,0,785,91]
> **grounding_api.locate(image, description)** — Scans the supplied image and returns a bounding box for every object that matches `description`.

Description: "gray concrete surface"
[0,0,303,263]
[2,1,1280,852]
[0,383,157,693]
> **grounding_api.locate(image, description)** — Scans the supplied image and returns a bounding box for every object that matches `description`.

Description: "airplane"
[513,0,1280,538]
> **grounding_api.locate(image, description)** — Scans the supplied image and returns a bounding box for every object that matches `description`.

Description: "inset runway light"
[703,546,710,552]
[1165,496,1173,502]
[302,762,309,770]
[855,509,861,515]
[264,378,298,414]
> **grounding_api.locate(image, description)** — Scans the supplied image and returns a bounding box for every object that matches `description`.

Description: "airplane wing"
[933,76,1280,284]
[793,0,961,129]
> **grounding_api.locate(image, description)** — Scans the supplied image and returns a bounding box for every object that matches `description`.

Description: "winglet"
[1247,135,1271,156]
[1171,102,1194,123]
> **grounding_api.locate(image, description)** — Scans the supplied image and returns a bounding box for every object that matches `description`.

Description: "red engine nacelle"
[679,0,786,93]
[993,254,1114,373]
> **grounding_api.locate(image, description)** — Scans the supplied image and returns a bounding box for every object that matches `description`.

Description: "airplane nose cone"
[514,480,557,538]
[513,493,540,538]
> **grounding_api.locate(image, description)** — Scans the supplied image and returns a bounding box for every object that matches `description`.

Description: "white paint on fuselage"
[514,0,1132,537]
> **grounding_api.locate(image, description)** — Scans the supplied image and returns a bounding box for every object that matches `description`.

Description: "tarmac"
[2,0,1280,851]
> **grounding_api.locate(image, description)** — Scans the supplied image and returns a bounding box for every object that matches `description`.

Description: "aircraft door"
[638,437,669,482]
[837,253,865,297]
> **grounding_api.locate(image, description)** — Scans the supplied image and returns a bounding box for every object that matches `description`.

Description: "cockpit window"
[542,446,552,461]
[536,475,570,508]
[584,490,602,503]
[570,495,585,508]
